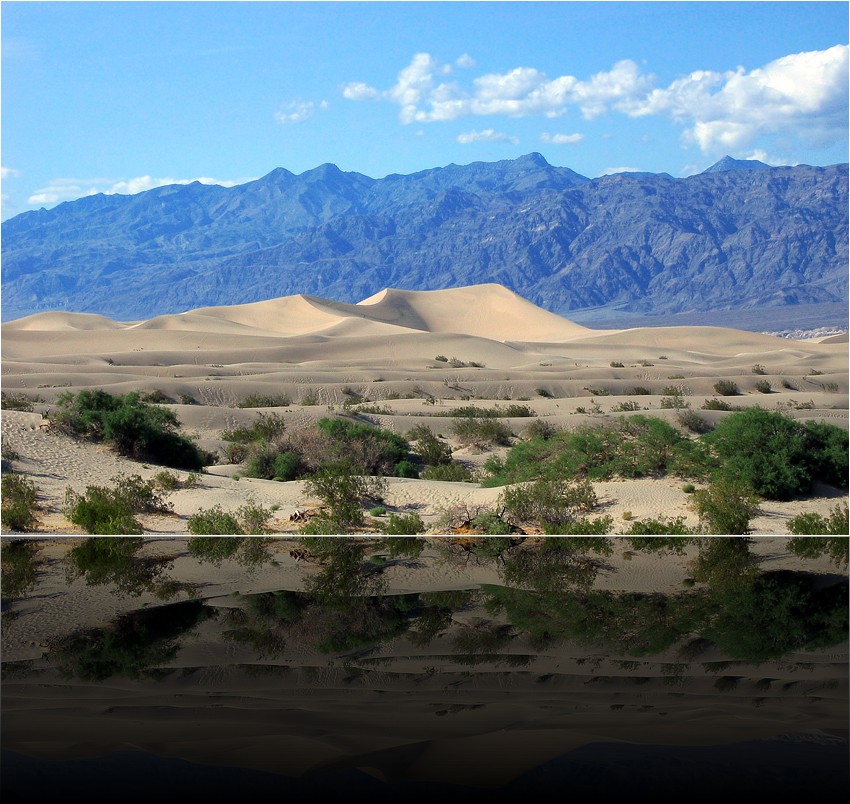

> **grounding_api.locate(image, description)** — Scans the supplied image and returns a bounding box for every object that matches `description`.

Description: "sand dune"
[1,283,846,536]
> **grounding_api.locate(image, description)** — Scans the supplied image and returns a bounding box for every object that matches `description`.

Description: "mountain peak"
[514,152,550,169]
[702,155,773,174]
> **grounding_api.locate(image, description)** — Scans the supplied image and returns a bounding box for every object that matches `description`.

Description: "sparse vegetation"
[787,504,849,538]
[64,474,172,535]
[49,390,211,470]
[1,474,40,532]
[713,380,740,396]
[237,393,292,408]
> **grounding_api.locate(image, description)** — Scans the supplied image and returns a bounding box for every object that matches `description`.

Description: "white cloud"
[457,128,519,145]
[342,81,379,100]
[342,47,848,161]
[540,132,584,145]
[599,166,642,176]
[274,98,328,124]
[623,44,849,154]
[26,175,253,206]
[349,53,653,124]
[1,166,21,179]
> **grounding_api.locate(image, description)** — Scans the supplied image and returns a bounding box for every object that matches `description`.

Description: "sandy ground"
[2,283,847,534]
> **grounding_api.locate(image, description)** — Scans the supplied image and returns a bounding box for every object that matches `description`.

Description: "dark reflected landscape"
[2,536,847,800]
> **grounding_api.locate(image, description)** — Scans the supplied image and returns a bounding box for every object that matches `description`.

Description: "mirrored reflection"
[2,537,848,799]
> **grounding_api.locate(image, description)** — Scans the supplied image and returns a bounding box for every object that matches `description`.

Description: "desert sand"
[1,283,847,534]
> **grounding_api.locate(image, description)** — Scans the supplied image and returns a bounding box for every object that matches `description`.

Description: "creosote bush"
[64,474,172,535]
[713,380,740,396]
[49,389,210,470]
[1,474,39,532]
[500,477,598,532]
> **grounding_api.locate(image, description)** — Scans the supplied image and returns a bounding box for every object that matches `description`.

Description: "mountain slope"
[2,154,846,322]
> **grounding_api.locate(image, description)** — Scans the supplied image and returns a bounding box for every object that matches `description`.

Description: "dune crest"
[357,283,591,341]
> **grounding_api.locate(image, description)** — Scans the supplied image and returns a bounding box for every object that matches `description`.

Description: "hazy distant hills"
[2,153,847,323]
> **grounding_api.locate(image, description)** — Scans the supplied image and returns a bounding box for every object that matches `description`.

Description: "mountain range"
[2,153,847,324]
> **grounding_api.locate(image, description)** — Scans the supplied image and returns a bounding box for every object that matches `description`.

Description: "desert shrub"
[624,517,696,535]
[237,393,291,408]
[407,424,453,466]
[316,418,412,476]
[65,489,141,534]
[754,379,772,393]
[713,380,739,396]
[549,516,614,535]
[682,483,696,493]
[49,390,209,470]
[701,398,733,411]
[382,513,426,535]
[801,421,848,490]
[435,355,449,362]
[300,389,320,406]
[609,361,624,368]
[705,408,847,499]
[178,393,197,405]
[484,416,713,486]
[0,392,35,412]
[222,442,249,463]
[751,364,766,375]
[451,417,513,447]
[693,478,760,534]
[611,401,642,412]
[272,451,302,481]
[222,412,286,443]
[501,478,597,531]
[439,405,532,419]
[140,390,173,404]
[524,419,559,440]
[471,511,513,535]
[677,408,712,434]
[245,445,279,480]
[154,470,182,491]
[534,388,552,398]
[394,460,420,479]
[304,461,387,531]
[369,506,387,517]
[1,474,39,532]
[420,462,473,482]
[787,504,850,539]
[629,387,652,395]
[64,474,171,535]
[188,506,244,535]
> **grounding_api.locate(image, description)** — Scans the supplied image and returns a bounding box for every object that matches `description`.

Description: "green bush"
[316,417,412,476]
[713,380,740,396]
[407,424,452,466]
[49,390,209,470]
[1,474,39,532]
[222,412,286,443]
[451,417,513,447]
[471,511,513,535]
[485,415,713,487]
[624,516,696,535]
[701,398,733,411]
[787,504,849,538]
[501,478,597,531]
[705,408,847,500]
[304,461,387,531]
[693,478,760,534]
[64,474,171,535]
[188,506,244,535]
[420,461,473,482]
[237,394,291,408]
[0,392,35,412]
[382,513,426,535]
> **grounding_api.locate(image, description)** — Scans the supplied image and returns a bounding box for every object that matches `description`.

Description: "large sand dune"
[1,284,847,535]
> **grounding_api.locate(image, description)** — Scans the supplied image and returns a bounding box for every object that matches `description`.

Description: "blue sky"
[2,1,847,219]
